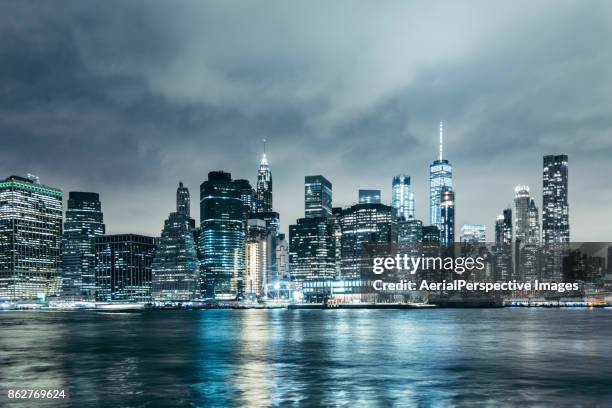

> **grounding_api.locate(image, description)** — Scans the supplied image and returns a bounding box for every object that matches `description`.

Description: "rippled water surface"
[1,309,612,407]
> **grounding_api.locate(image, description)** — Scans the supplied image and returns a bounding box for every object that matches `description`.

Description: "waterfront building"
[542,154,569,243]
[151,183,199,302]
[392,175,414,220]
[358,189,381,204]
[95,234,156,302]
[439,187,455,245]
[340,203,397,278]
[460,224,486,244]
[256,141,273,213]
[289,217,336,289]
[0,175,63,300]
[429,122,453,227]
[200,171,245,299]
[244,218,269,298]
[62,192,105,300]
[305,175,332,218]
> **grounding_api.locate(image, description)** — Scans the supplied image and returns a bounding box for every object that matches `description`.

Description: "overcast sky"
[1,1,611,241]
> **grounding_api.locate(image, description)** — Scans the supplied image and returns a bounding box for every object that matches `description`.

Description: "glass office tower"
[542,154,569,243]
[200,171,245,299]
[0,175,63,300]
[305,175,332,218]
[439,187,455,245]
[340,203,397,278]
[62,191,105,300]
[429,123,453,227]
[392,175,414,220]
[95,234,156,302]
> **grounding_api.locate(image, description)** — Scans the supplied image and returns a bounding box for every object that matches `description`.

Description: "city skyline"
[1,1,611,241]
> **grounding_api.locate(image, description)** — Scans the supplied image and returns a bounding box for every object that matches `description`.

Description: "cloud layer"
[1,1,611,240]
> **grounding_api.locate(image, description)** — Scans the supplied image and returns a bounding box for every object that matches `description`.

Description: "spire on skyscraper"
[261,138,268,166]
[439,121,444,161]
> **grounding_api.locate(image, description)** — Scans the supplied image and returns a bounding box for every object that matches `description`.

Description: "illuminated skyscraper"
[305,175,332,218]
[235,179,256,220]
[200,171,245,299]
[392,175,414,220]
[176,181,191,218]
[151,182,199,302]
[513,186,539,245]
[495,209,513,245]
[542,154,569,243]
[429,122,453,227]
[289,217,336,288]
[439,187,455,245]
[340,203,397,278]
[62,192,105,300]
[244,218,269,298]
[256,140,273,213]
[0,175,63,300]
[460,224,486,243]
[95,234,156,302]
[358,189,381,204]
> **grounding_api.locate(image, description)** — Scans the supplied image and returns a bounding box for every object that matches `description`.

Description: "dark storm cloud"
[1,0,611,240]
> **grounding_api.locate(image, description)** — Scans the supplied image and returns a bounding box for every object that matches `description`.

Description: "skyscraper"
[542,154,569,243]
[305,175,332,218]
[256,140,273,213]
[151,182,199,302]
[244,218,269,298]
[62,192,105,300]
[289,217,336,288]
[176,181,191,218]
[460,224,486,243]
[234,179,256,220]
[495,209,513,245]
[392,175,414,220]
[290,176,335,288]
[200,171,246,299]
[340,203,397,278]
[95,234,156,302]
[439,186,455,245]
[513,186,540,245]
[429,122,453,227]
[358,189,381,204]
[0,175,63,300]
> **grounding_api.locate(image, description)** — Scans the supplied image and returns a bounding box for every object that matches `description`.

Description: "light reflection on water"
[1,309,612,407]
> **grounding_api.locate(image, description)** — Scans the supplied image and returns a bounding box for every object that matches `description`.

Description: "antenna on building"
[439,122,444,161]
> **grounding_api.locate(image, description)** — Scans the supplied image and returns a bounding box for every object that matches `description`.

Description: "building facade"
[439,187,455,245]
[0,175,63,300]
[305,175,332,218]
[542,154,569,243]
[151,183,199,302]
[340,203,397,278]
[62,192,105,300]
[392,175,414,220]
[358,189,381,204]
[200,171,246,299]
[95,234,156,302]
[429,122,453,227]
[460,224,486,243]
[256,150,273,213]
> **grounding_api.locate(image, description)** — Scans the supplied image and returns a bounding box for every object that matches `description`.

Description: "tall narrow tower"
[256,139,273,213]
[176,181,190,217]
[429,122,453,227]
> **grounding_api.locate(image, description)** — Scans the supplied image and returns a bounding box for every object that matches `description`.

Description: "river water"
[1,309,611,407]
